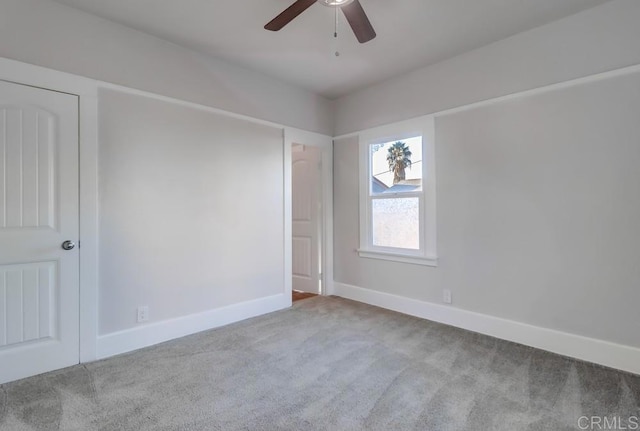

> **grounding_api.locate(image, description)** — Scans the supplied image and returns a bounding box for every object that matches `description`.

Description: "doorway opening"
[291,143,323,302]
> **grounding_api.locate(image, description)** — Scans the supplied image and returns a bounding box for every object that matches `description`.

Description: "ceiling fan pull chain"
[334,7,340,57]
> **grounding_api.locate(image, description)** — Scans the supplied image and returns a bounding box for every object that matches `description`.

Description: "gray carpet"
[1,296,639,430]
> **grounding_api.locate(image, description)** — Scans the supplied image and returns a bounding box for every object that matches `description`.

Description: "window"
[358,116,437,266]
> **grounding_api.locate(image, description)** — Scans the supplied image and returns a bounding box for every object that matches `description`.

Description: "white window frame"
[358,115,437,266]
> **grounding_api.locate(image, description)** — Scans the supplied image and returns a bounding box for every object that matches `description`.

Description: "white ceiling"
[50,0,610,99]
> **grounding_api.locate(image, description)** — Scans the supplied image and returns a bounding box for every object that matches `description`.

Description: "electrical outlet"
[443,289,452,304]
[137,306,149,323]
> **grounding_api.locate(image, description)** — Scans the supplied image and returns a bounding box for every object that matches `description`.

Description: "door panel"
[292,237,312,278]
[0,80,79,384]
[0,106,56,229]
[1,262,55,346]
[292,145,321,294]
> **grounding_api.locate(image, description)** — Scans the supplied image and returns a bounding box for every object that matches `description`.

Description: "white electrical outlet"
[443,289,452,304]
[137,306,149,323]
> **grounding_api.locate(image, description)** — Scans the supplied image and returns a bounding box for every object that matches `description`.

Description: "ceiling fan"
[265,0,376,44]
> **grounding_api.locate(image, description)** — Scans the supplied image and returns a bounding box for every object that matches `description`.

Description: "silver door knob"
[61,240,76,251]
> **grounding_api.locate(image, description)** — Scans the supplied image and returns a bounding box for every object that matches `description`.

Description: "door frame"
[284,128,334,305]
[0,57,100,363]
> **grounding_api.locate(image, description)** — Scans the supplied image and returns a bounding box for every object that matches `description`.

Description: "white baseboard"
[96,293,289,360]
[334,282,640,375]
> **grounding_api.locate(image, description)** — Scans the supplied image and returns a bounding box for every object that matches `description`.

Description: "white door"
[0,80,79,384]
[292,144,321,294]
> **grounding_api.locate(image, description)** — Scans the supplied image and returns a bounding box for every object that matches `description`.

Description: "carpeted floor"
[1,296,639,430]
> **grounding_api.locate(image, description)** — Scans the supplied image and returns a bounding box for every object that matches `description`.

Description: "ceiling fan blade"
[265,0,318,31]
[341,0,376,43]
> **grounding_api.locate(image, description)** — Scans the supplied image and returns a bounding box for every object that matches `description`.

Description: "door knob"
[61,240,76,251]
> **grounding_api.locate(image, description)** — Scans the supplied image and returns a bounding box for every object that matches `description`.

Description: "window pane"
[372,197,420,250]
[371,136,422,195]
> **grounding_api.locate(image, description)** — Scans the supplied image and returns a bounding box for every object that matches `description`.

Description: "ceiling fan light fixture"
[265,0,375,44]
[320,0,355,7]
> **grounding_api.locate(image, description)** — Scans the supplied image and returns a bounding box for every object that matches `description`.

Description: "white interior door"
[292,144,321,294]
[0,80,79,384]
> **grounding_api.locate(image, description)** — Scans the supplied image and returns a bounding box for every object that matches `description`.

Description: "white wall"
[332,0,640,360]
[98,89,284,335]
[333,0,640,136]
[334,65,640,351]
[0,0,333,135]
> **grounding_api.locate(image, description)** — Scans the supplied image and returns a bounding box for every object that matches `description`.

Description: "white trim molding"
[78,94,100,362]
[333,62,640,141]
[334,282,640,376]
[96,294,289,360]
[282,130,293,308]
[357,249,437,266]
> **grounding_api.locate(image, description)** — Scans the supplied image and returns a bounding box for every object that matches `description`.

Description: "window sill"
[357,249,438,267]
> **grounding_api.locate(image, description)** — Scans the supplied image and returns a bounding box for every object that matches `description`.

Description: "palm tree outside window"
[386,141,412,184]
